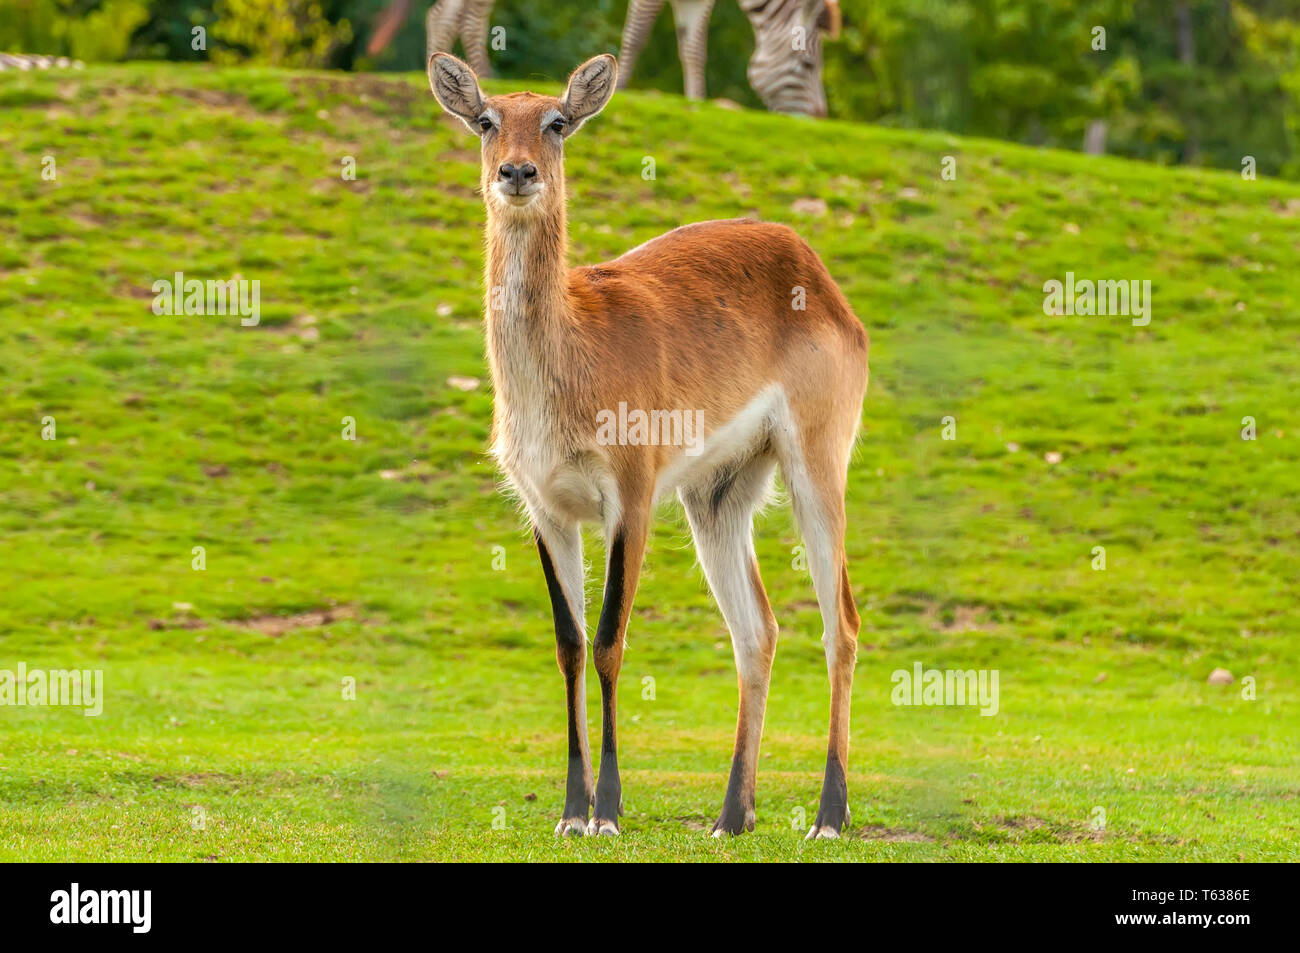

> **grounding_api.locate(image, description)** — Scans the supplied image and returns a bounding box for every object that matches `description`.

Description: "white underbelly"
[653,384,788,503]
[492,384,789,529]
[495,427,611,526]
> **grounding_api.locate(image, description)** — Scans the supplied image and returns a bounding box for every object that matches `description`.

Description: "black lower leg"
[713,752,754,834]
[537,531,592,823]
[813,751,850,831]
[594,672,621,822]
[592,532,627,827]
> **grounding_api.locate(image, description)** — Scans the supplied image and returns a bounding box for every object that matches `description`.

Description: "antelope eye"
[549,118,566,134]
[477,116,492,132]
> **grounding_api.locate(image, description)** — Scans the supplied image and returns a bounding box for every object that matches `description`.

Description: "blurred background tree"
[130,0,216,59]
[210,0,352,65]
[820,0,1299,177]
[1,0,151,61]
[4,0,1298,177]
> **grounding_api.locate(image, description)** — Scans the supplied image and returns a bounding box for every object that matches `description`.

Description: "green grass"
[1,62,1297,861]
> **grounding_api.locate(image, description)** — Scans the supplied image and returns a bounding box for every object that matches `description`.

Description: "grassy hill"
[1,63,1297,861]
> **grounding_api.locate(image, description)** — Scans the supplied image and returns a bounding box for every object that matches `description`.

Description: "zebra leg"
[460,0,494,77]
[618,0,668,89]
[426,0,467,62]
[671,0,715,100]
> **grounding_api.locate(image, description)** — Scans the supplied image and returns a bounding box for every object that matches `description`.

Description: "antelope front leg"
[534,521,594,836]
[590,516,649,836]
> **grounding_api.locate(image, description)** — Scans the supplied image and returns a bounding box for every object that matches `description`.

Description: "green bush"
[0,0,150,61]
[211,0,352,66]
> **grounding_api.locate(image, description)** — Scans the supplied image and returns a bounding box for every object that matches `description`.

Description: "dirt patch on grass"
[311,176,373,195]
[437,147,479,164]
[148,616,208,631]
[149,604,358,636]
[149,772,237,789]
[239,605,357,637]
[177,773,236,788]
[856,826,936,843]
[375,461,440,483]
[923,603,996,633]
[115,280,154,300]
[289,74,425,112]
[169,86,251,109]
[964,814,1106,843]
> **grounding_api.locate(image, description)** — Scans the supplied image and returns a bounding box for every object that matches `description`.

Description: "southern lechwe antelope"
[428,52,868,838]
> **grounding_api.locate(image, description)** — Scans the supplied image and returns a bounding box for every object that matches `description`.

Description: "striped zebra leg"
[460,0,494,76]
[0,53,82,70]
[426,0,468,63]
[618,0,668,89]
[671,0,715,100]
[740,0,832,116]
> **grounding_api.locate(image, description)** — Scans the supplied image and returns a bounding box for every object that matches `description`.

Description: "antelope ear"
[561,54,617,135]
[429,52,485,133]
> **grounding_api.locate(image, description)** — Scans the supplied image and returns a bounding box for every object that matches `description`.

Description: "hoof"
[710,808,755,837]
[554,816,589,837]
[805,793,850,841]
[586,817,619,837]
[804,824,842,841]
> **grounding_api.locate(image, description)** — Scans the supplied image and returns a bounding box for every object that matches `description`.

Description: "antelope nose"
[497,162,537,190]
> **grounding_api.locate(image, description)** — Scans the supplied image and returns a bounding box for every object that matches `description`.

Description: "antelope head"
[428,52,618,219]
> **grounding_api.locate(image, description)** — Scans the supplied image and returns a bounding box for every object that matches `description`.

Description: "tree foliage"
[821,0,1300,177]
[210,0,352,66]
[7,0,1298,177]
[1,0,151,61]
